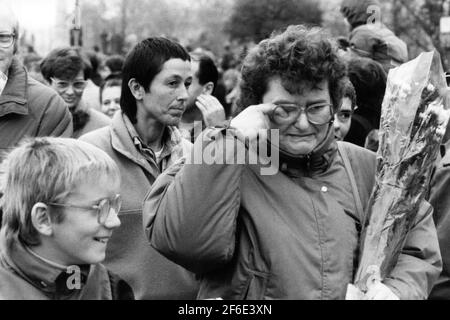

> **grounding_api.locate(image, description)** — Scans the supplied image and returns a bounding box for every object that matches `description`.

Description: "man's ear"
[31,203,54,237]
[202,82,215,95]
[128,78,144,100]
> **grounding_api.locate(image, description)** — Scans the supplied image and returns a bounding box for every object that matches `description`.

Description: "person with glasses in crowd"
[0,137,134,300]
[334,78,356,141]
[143,25,441,300]
[40,47,111,138]
[0,5,72,164]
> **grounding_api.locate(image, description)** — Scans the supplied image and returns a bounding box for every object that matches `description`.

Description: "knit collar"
[274,124,338,177]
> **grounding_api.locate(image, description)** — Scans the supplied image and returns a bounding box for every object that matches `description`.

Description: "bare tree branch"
[397,0,435,36]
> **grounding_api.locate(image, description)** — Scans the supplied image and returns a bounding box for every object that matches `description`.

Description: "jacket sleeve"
[38,92,73,138]
[143,128,244,275]
[426,156,450,299]
[384,201,442,300]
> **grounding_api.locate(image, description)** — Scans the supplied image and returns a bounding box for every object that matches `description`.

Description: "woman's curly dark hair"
[238,25,347,114]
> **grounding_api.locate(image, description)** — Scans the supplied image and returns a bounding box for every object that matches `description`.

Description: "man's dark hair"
[120,37,191,124]
[347,56,386,124]
[341,78,357,111]
[191,53,219,93]
[40,47,92,82]
[105,55,125,74]
[344,56,387,147]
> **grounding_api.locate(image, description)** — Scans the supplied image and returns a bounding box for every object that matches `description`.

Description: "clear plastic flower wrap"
[346,51,450,299]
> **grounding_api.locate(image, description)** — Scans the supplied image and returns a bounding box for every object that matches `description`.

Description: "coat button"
[321,186,328,193]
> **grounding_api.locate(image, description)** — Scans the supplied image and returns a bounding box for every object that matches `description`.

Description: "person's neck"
[135,110,166,151]
[182,107,203,124]
[29,244,71,269]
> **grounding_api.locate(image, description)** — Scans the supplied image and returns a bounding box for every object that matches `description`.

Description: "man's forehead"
[158,58,192,77]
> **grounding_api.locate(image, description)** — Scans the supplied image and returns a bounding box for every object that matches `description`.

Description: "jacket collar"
[110,111,185,174]
[0,57,28,117]
[276,124,338,178]
[0,230,90,297]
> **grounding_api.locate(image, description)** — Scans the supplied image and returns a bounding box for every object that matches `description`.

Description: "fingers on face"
[256,103,277,115]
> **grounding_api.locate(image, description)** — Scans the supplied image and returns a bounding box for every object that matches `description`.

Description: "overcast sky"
[5,0,60,29]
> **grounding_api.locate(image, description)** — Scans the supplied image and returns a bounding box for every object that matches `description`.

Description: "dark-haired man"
[0,6,72,163]
[80,37,199,299]
[180,53,226,142]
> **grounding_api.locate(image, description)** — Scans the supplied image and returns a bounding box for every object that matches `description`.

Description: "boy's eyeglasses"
[0,33,15,49]
[270,103,333,125]
[51,78,87,92]
[48,194,122,226]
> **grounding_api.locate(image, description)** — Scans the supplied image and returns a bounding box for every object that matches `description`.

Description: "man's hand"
[196,94,226,127]
[230,103,277,141]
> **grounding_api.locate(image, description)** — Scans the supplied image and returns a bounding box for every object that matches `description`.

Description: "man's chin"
[165,116,182,127]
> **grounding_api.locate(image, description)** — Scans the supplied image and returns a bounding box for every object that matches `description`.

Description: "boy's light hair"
[0,137,121,247]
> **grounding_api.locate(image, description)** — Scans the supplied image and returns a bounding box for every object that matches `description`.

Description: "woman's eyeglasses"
[270,103,333,125]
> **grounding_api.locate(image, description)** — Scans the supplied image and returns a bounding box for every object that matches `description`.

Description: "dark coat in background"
[0,57,72,162]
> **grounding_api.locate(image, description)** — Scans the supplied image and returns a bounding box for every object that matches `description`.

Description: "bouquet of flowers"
[346,51,450,299]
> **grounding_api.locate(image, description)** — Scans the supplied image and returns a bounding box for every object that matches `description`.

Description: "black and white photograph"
[0,0,449,310]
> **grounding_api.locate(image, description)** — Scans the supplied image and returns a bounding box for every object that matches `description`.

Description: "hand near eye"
[196,94,226,127]
[230,103,277,141]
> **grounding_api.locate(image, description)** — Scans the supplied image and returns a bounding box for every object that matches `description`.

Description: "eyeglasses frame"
[50,77,88,92]
[270,103,334,126]
[47,194,122,225]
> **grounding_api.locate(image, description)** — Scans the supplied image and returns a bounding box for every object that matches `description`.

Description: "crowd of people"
[0,0,449,300]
